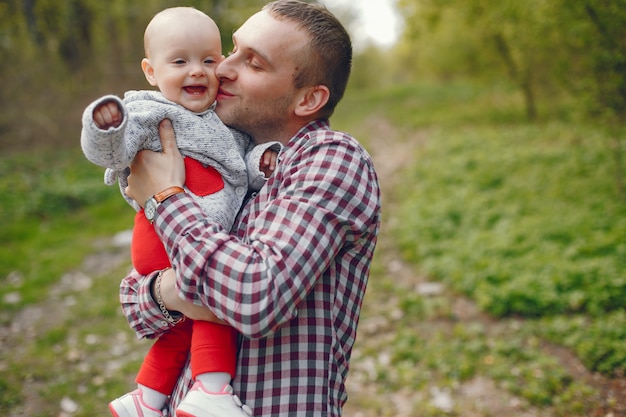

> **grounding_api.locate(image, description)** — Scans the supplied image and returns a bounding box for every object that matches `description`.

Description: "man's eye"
[247,60,262,70]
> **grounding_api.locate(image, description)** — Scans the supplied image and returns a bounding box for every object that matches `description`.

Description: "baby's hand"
[260,149,278,178]
[93,100,123,130]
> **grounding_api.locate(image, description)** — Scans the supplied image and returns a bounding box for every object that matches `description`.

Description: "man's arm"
[128,121,380,339]
[156,268,225,322]
[119,267,227,340]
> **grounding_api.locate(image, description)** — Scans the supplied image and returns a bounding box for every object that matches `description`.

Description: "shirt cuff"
[120,270,170,339]
[139,270,181,331]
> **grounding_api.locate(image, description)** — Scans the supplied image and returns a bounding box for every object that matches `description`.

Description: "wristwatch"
[144,186,186,223]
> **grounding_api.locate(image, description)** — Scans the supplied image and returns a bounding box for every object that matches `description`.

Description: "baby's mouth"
[184,86,207,95]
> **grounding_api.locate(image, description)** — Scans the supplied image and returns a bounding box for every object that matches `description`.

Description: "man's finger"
[158,119,178,154]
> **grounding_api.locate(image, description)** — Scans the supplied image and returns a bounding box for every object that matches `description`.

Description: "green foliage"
[0,377,21,413]
[341,79,626,377]
[389,322,584,409]
[333,79,613,412]
[537,311,626,376]
[0,148,133,311]
[395,0,566,118]
[398,121,626,318]
[393,0,626,126]
[558,0,626,121]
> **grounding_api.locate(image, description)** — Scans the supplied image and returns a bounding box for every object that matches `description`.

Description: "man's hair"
[264,0,352,119]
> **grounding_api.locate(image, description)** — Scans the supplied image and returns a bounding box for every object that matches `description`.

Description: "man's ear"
[294,85,330,117]
[141,58,158,87]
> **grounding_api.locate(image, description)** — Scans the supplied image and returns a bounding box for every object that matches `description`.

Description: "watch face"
[144,198,157,222]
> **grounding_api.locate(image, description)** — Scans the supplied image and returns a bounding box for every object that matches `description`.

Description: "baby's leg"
[109,319,194,416]
[174,322,252,417]
[136,319,194,408]
[190,321,238,390]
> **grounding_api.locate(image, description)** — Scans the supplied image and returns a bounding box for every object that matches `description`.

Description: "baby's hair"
[143,7,214,58]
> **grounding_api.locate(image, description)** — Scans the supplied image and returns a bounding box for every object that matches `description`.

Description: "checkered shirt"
[120,119,381,416]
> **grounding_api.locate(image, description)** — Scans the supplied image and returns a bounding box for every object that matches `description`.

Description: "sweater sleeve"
[245,141,283,191]
[80,95,136,170]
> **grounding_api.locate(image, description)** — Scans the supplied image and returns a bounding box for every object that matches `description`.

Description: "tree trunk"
[492,33,537,121]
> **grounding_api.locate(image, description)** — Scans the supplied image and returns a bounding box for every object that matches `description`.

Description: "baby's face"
[145,18,222,113]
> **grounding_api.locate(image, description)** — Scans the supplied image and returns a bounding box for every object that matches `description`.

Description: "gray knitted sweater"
[80,90,279,231]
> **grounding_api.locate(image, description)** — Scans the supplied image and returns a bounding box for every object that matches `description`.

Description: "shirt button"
[235,187,245,196]
[229,149,238,158]
[161,321,168,327]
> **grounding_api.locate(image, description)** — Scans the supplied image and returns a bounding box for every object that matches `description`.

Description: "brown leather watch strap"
[154,186,186,203]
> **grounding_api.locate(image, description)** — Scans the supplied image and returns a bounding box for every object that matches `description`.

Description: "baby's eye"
[204,58,216,64]
[173,59,186,65]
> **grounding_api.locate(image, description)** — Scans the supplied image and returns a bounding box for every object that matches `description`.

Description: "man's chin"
[215,104,230,121]
[216,110,239,131]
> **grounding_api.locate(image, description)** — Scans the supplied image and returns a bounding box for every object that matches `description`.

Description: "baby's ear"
[141,58,158,87]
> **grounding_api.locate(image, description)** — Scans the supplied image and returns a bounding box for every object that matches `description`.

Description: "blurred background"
[1,0,625,151]
[1,0,625,416]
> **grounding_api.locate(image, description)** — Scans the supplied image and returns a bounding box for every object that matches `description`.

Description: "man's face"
[215,10,309,144]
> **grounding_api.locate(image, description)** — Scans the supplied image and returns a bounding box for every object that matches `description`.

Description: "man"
[122,1,381,416]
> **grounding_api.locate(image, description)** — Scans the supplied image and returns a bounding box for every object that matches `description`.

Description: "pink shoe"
[109,389,164,417]
[175,382,252,417]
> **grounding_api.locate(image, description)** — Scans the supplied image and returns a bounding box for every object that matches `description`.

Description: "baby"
[80,7,278,417]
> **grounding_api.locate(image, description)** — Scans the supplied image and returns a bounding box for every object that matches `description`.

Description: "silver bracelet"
[155,268,184,325]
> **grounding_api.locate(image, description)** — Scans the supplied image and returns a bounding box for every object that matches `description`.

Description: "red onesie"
[132,157,238,394]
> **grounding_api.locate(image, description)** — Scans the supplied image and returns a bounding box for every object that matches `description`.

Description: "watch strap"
[154,186,186,203]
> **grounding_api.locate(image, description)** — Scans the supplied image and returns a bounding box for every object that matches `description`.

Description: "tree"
[396,0,568,120]
[557,0,626,199]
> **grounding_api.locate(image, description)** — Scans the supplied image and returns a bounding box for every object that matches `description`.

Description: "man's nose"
[216,54,235,80]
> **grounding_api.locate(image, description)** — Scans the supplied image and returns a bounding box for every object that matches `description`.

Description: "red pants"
[136,318,237,394]
[131,158,237,394]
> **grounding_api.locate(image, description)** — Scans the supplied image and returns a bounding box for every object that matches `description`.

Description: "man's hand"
[126,119,186,207]
[93,100,123,130]
[157,268,225,324]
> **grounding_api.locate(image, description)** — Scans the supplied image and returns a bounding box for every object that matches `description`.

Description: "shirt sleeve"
[119,268,178,339]
[152,130,380,339]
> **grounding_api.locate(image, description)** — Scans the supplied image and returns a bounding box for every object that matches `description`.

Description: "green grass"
[337,80,626,379]
[0,148,139,415]
[0,148,134,312]
[389,322,590,408]
[398,122,625,318]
